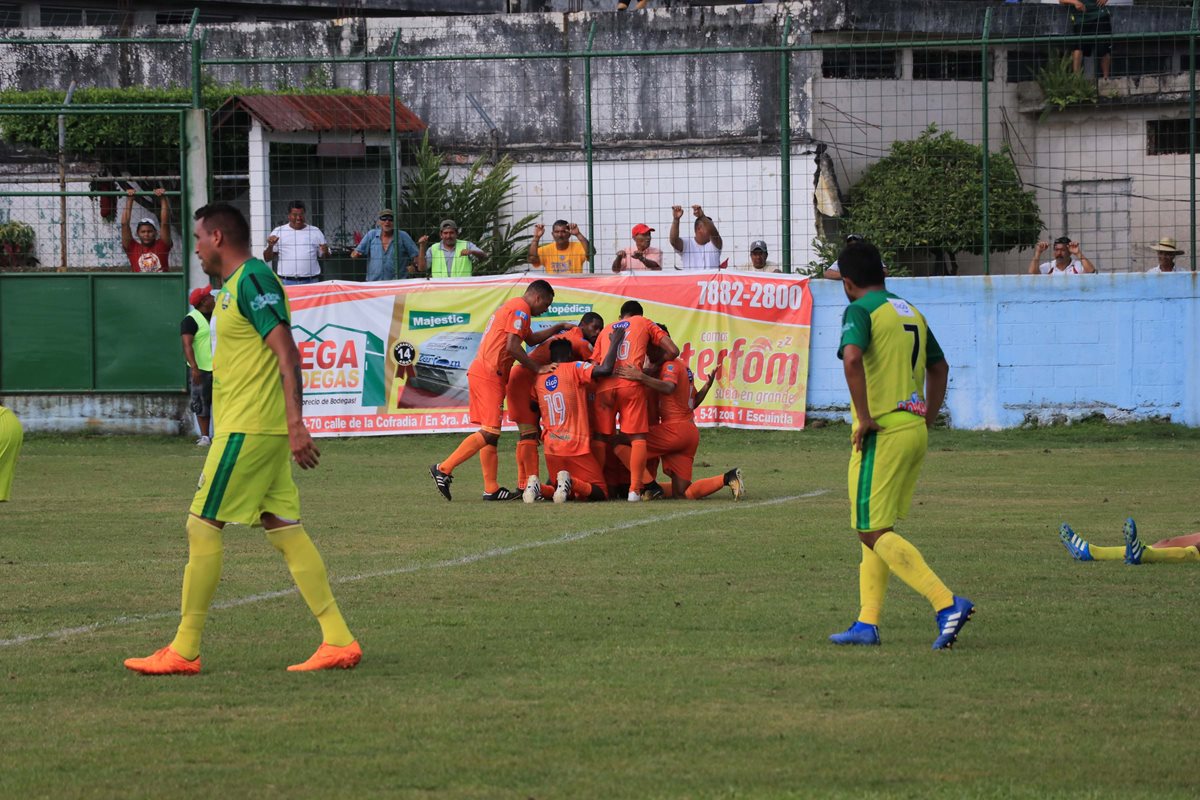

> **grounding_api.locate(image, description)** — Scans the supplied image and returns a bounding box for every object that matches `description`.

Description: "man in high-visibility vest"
[413,219,487,278]
[181,286,216,446]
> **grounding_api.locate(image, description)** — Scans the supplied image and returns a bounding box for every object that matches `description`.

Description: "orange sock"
[540,483,555,500]
[571,478,595,500]
[611,443,631,469]
[592,439,608,471]
[685,474,726,500]
[629,440,648,493]
[516,439,539,489]
[480,444,500,494]
[441,431,486,474]
[661,483,676,498]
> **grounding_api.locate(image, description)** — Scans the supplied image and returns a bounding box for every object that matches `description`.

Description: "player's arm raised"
[265,323,320,469]
[644,331,680,374]
[693,361,722,407]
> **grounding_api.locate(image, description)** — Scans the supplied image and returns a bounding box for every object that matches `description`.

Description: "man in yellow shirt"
[125,202,360,675]
[528,220,591,274]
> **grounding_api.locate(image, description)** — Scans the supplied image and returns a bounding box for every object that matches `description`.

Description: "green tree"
[846,125,1043,275]
[398,134,536,275]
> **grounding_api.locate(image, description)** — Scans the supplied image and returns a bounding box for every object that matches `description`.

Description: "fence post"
[188,8,201,110]
[980,7,992,275]
[390,30,402,278]
[779,15,792,274]
[584,21,597,272]
[1191,0,1197,269]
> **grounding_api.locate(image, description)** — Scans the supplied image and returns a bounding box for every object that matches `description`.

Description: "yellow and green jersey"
[211,258,291,434]
[838,289,945,426]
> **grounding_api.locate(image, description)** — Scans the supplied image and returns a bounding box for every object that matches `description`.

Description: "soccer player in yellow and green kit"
[125,203,360,675]
[828,239,973,650]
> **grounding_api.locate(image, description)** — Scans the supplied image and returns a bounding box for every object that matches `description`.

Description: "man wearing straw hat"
[1146,237,1185,274]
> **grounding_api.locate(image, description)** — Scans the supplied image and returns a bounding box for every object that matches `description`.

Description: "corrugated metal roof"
[218,94,426,134]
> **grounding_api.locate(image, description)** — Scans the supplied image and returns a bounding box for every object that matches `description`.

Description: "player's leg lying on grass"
[1060,519,1200,565]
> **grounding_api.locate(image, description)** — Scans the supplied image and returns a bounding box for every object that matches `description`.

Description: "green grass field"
[3,424,1200,799]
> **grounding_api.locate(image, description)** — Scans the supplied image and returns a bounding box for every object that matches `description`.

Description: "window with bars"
[821,49,899,80]
[913,50,991,81]
[1147,118,1198,156]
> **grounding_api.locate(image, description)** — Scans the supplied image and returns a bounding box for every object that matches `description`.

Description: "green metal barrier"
[0,273,186,391]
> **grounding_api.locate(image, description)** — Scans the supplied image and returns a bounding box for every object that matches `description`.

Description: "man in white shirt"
[264,201,329,285]
[669,204,723,269]
[739,240,780,273]
[1028,236,1097,275]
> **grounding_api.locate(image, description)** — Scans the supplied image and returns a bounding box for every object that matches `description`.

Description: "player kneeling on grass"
[124,202,361,676]
[828,239,973,651]
[524,330,624,503]
[1061,518,1200,565]
[610,339,743,502]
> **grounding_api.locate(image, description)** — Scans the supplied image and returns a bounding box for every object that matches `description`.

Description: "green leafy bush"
[845,125,1043,275]
[0,220,36,267]
[1036,54,1098,116]
[399,135,537,275]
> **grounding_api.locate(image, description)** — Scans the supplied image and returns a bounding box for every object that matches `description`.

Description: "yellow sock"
[1089,544,1125,561]
[266,524,354,647]
[170,515,224,660]
[1142,545,1200,563]
[872,531,954,612]
[858,543,889,626]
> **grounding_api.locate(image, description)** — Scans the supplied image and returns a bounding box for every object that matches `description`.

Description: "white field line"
[0,490,828,648]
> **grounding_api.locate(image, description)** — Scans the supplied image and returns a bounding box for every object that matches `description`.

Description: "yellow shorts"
[190,433,301,525]
[0,407,24,502]
[847,415,927,532]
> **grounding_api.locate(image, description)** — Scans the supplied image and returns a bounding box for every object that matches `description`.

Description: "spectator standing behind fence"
[612,224,663,273]
[414,219,487,278]
[529,220,591,275]
[1028,236,1097,275]
[181,287,215,447]
[669,205,723,269]
[1061,0,1112,80]
[1146,237,1185,273]
[264,201,328,286]
[739,240,780,273]
[352,209,419,281]
[121,187,172,272]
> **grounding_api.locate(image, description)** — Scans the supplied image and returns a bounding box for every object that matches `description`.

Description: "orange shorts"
[649,420,700,483]
[593,384,650,436]
[505,366,539,426]
[546,452,607,498]
[467,365,507,430]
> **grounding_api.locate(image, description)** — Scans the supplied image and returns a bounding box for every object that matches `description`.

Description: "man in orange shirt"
[430,279,570,501]
[506,311,605,493]
[590,300,679,502]
[615,344,744,501]
[525,332,624,503]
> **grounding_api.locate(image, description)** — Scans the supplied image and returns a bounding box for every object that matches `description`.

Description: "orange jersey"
[656,358,697,422]
[472,296,533,377]
[529,326,594,367]
[592,316,668,389]
[533,361,595,457]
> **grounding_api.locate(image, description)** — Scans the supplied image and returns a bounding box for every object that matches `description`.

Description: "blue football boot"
[932,596,974,650]
[1059,523,1093,562]
[1124,517,1145,565]
[828,621,881,646]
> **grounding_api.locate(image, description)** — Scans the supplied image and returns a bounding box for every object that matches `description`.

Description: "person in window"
[121,188,172,272]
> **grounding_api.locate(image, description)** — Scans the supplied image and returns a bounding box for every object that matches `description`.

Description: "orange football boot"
[286,640,362,672]
[123,645,201,675]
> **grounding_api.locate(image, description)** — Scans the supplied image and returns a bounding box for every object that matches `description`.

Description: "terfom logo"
[293,323,387,407]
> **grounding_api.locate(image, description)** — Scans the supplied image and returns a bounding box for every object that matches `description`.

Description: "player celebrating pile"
[827,239,973,650]
[125,203,360,675]
[429,280,572,501]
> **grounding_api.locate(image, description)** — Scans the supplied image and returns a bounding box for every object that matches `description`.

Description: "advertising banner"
[285,271,812,437]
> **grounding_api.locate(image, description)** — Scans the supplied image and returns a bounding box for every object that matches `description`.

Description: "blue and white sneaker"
[932,596,974,650]
[1124,517,1145,565]
[828,621,881,646]
[1059,523,1093,562]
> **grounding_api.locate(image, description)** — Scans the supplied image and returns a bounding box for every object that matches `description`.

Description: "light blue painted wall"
[806,273,1200,429]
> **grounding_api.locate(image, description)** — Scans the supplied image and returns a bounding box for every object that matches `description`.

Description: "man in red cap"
[181,287,215,446]
[612,223,663,272]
